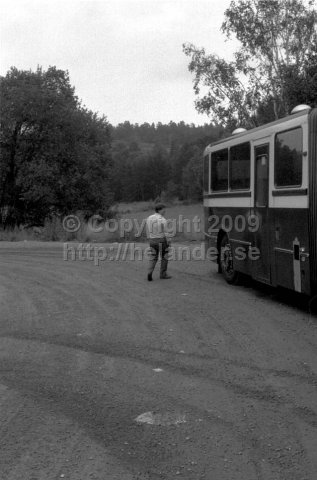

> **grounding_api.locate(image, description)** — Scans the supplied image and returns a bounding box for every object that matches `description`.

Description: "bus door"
[252,143,271,283]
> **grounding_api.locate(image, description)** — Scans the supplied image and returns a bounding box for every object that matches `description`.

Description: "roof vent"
[232,127,247,135]
[291,104,311,114]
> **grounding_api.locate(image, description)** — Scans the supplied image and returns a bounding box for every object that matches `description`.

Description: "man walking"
[146,203,172,281]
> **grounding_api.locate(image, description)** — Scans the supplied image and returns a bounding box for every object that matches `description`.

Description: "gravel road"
[0,242,316,480]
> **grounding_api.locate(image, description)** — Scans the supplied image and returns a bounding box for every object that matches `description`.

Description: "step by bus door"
[252,143,271,283]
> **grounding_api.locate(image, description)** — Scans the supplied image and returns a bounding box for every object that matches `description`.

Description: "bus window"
[230,142,250,190]
[203,155,209,192]
[275,127,302,187]
[255,145,269,207]
[211,148,228,191]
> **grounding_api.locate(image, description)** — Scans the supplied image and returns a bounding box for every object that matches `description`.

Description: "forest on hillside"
[110,121,225,204]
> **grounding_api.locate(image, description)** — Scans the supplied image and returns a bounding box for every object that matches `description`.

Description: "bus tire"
[219,234,240,285]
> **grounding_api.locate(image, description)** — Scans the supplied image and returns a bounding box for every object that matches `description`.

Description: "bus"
[203,105,317,297]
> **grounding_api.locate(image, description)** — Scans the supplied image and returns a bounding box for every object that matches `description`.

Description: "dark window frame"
[229,141,251,191]
[203,154,210,192]
[254,144,269,208]
[210,148,229,192]
[274,127,303,188]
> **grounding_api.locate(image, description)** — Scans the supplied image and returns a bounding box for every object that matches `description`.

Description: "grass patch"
[0,202,204,243]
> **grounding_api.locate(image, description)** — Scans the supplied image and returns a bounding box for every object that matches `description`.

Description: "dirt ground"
[0,241,316,480]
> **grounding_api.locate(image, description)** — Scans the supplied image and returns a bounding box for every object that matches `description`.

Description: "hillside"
[110,121,226,203]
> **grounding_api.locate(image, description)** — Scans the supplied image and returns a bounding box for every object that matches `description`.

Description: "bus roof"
[204,107,314,155]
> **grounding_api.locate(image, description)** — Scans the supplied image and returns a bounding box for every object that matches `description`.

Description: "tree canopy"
[0,66,113,227]
[0,67,225,227]
[184,0,317,128]
[110,121,223,203]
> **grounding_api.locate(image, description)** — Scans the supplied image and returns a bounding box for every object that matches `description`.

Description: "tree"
[181,147,203,201]
[146,147,171,200]
[183,0,317,128]
[0,66,113,226]
[281,50,317,108]
[110,122,223,202]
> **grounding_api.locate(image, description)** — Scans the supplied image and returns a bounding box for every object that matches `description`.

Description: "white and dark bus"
[203,105,317,296]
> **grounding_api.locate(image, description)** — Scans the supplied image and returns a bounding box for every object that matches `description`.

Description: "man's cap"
[154,203,166,212]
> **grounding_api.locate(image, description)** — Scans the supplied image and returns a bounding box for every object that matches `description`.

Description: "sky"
[0,0,237,126]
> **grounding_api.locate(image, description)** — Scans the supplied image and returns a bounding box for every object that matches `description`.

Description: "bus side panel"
[227,208,253,275]
[204,206,218,259]
[205,206,253,274]
[309,109,317,296]
[271,208,311,295]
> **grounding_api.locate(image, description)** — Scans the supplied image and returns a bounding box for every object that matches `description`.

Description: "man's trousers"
[148,238,169,277]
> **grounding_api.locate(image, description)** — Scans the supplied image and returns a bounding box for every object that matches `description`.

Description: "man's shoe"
[160,274,172,279]
[147,273,153,281]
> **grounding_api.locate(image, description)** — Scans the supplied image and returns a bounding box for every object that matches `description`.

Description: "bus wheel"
[220,235,239,284]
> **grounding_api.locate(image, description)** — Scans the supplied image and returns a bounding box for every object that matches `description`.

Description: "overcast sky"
[1,0,236,126]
